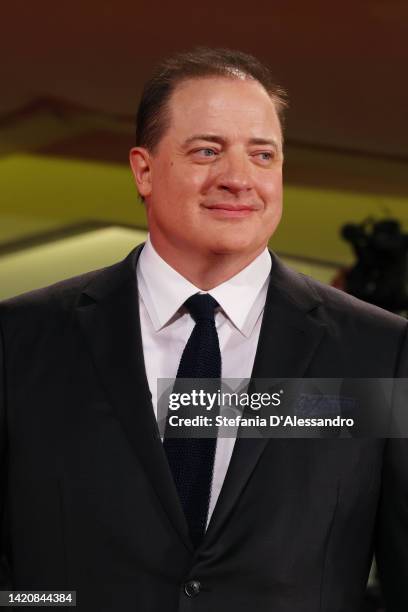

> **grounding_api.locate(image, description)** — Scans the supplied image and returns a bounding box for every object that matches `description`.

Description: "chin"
[207,238,259,256]
[209,224,271,254]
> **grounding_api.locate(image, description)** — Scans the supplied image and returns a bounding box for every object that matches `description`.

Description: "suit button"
[184,580,201,597]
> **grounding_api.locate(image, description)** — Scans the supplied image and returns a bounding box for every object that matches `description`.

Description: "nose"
[215,150,253,194]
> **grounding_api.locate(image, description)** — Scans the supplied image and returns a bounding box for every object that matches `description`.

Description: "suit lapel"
[76,245,192,551]
[202,252,327,548]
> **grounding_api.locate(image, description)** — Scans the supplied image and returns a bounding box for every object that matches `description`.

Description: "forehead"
[166,76,282,141]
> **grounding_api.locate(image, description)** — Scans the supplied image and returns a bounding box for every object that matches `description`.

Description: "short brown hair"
[136,47,288,152]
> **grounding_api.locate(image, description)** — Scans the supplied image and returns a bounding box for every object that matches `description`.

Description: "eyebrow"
[182,134,281,152]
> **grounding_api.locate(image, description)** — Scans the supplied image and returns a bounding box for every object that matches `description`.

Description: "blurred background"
[1,1,407,607]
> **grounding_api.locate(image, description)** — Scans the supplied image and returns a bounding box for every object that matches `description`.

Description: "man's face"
[131,76,283,265]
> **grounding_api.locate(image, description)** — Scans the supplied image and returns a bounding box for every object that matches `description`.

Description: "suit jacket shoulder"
[0,247,142,344]
[271,250,406,331]
[263,252,408,378]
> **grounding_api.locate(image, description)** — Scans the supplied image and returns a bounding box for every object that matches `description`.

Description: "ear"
[129,147,153,198]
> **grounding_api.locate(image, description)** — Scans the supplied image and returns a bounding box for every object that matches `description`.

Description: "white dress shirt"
[136,236,271,525]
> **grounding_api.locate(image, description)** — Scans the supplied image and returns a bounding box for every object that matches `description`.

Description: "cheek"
[160,169,200,203]
[262,176,283,208]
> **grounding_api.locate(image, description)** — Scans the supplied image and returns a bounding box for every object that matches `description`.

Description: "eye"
[255,151,274,162]
[190,147,220,163]
[196,148,217,157]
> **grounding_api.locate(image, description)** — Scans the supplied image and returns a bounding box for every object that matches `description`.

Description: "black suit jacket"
[0,245,408,611]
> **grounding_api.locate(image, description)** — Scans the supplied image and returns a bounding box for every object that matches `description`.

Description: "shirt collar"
[137,235,271,338]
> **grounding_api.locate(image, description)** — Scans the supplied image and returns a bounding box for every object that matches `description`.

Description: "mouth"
[204,204,258,218]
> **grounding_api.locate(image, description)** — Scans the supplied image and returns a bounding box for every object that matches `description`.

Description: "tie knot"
[184,293,219,322]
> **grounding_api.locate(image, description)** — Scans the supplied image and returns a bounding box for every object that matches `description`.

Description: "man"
[0,48,407,611]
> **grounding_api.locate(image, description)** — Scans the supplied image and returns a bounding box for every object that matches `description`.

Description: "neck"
[150,238,267,290]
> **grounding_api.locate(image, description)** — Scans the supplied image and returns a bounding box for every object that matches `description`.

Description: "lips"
[205,203,257,211]
[204,203,257,218]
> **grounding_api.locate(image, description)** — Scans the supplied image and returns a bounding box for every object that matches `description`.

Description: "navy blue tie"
[163,293,221,547]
